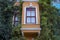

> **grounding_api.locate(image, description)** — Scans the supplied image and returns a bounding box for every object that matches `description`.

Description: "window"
[13,14,19,26]
[26,7,36,24]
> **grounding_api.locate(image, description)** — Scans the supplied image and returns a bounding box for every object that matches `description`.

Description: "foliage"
[0,0,60,40]
[10,2,24,40]
[0,0,14,40]
[35,0,60,40]
[10,25,26,40]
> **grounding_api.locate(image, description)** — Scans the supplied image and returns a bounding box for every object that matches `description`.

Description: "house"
[13,0,41,40]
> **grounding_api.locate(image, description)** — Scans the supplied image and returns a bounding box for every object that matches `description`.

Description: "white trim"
[38,32,40,36]
[12,16,14,27]
[12,16,14,23]
[22,32,24,36]
[21,28,41,30]
[23,7,26,24]
[24,3,38,24]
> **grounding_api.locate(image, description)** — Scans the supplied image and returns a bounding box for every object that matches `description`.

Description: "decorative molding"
[30,3,32,6]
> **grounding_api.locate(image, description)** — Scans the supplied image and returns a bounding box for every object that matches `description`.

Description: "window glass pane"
[15,16,18,21]
[27,17,30,23]
[27,11,30,16]
[31,17,35,23]
[31,11,35,16]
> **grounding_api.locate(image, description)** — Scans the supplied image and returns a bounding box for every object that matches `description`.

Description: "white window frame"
[24,6,38,24]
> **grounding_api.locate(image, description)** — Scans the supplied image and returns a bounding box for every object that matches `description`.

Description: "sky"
[52,2,60,9]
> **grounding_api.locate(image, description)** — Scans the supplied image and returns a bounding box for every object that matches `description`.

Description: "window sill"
[20,28,41,30]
